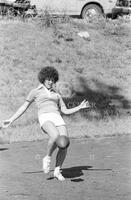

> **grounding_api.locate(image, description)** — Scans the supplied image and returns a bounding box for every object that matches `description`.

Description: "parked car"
[112,0,131,18]
[30,0,131,19]
[30,0,114,18]
[0,0,36,17]
[0,0,130,19]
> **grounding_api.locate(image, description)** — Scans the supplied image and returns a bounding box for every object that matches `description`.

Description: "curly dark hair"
[38,66,59,84]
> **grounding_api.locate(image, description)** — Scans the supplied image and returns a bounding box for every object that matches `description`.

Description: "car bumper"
[112,6,131,15]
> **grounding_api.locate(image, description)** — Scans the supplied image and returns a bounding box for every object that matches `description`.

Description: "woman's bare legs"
[41,122,69,181]
[41,121,59,173]
[55,125,69,168]
[54,126,69,181]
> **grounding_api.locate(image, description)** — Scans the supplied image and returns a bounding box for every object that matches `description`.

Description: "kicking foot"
[43,155,51,174]
[54,167,65,181]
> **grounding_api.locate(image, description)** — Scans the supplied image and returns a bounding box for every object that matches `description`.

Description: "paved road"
[0,136,131,200]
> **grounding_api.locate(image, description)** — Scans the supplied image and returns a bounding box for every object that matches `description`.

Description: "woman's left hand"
[79,100,90,109]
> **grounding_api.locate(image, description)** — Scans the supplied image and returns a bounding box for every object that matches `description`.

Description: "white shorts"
[38,113,66,127]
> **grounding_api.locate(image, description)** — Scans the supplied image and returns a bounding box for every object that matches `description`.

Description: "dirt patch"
[0,135,131,200]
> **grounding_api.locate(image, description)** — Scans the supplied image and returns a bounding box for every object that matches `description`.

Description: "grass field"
[0,15,131,142]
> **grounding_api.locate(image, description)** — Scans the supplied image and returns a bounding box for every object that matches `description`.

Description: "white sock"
[45,155,51,159]
[54,166,60,173]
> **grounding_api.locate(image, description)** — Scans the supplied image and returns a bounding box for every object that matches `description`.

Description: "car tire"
[81,4,103,21]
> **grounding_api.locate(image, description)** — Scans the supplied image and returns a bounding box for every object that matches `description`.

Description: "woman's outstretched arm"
[59,96,90,115]
[1,88,36,129]
[1,101,32,128]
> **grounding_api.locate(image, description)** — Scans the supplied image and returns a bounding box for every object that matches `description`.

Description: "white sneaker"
[42,155,51,174]
[54,167,65,181]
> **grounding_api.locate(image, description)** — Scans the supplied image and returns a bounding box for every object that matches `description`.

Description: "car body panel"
[30,0,118,15]
[0,0,15,3]
[77,0,117,14]
[30,0,78,14]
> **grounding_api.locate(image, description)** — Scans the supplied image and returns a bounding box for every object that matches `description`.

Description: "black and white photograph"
[0,0,131,199]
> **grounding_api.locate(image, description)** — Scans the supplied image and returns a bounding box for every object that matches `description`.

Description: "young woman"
[1,66,90,181]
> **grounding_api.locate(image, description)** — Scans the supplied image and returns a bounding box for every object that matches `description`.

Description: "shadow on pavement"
[62,165,92,179]
[23,171,43,174]
[62,166,112,181]
[0,148,9,151]
[23,166,112,182]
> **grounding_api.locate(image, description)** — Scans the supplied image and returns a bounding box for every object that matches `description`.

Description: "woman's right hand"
[0,120,12,129]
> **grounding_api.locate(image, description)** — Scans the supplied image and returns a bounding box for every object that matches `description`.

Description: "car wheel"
[81,4,103,21]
